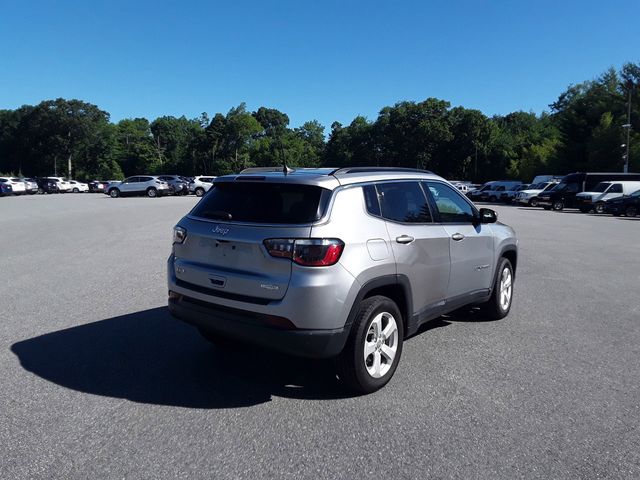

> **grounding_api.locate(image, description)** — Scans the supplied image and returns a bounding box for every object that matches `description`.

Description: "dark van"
[537,172,640,211]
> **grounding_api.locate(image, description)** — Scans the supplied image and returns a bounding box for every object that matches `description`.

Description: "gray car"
[168,167,518,393]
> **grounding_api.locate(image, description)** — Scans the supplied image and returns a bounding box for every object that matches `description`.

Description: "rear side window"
[377,181,432,223]
[191,182,331,224]
[425,181,475,223]
[363,185,381,216]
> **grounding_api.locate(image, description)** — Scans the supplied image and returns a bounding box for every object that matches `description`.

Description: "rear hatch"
[173,181,331,302]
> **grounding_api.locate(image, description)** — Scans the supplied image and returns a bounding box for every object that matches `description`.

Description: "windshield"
[191,182,331,224]
[591,182,611,193]
[632,190,640,198]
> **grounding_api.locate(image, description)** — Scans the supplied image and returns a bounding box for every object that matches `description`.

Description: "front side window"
[425,181,475,223]
[608,184,623,193]
[376,182,432,223]
[592,182,611,193]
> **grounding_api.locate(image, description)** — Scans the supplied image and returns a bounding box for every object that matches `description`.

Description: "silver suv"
[107,176,170,198]
[168,167,518,393]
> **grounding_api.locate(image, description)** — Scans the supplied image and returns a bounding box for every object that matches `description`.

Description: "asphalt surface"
[1,193,639,479]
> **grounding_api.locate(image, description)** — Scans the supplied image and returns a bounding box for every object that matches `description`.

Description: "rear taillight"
[263,238,344,266]
[173,226,187,244]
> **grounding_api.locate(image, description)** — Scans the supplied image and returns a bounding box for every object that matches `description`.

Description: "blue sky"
[1,0,639,131]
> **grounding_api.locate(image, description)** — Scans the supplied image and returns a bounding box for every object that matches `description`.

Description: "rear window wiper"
[203,210,233,220]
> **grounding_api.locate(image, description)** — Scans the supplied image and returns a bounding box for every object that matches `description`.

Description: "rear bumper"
[168,295,349,358]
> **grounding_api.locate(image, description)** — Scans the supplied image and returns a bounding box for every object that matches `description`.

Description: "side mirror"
[478,208,498,224]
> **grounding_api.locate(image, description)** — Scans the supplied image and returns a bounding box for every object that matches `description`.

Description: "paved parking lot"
[1,194,639,479]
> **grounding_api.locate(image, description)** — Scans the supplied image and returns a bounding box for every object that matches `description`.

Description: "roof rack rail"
[331,166,433,175]
[239,167,293,174]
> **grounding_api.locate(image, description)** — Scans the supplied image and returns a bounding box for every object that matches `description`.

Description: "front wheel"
[552,200,564,211]
[337,296,403,394]
[594,203,605,214]
[195,187,205,197]
[72,188,79,193]
[480,257,514,320]
[109,188,120,198]
[528,198,539,207]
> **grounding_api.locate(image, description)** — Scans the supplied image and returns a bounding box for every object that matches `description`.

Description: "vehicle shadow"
[10,307,351,409]
[616,217,640,221]
[442,306,499,323]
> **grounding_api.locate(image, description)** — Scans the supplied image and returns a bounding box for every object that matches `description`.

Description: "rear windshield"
[191,182,331,224]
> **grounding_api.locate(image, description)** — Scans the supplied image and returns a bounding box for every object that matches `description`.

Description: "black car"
[36,178,60,194]
[604,189,640,217]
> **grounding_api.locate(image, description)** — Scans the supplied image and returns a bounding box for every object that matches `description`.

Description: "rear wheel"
[108,188,120,198]
[552,200,564,211]
[528,198,539,207]
[195,187,205,197]
[337,296,403,394]
[146,187,157,198]
[480,257,514,320]
[626,205,638,217]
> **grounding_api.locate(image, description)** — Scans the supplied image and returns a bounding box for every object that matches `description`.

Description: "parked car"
[46,177,71,193]
[499,184,530,204]
[19,178,39,194]
[537,172,640,211]
[574,180,640,213]
[167,166,518,393]
[189,176,216,197]
[0,177,26,195]
[515,182,558,207]
[89,180,106,193]
[106,176,170,198]
[157,175,190,195]
[36,178,60,194]
[467,181,523,202]
[603,189,640,217]
[68,180,89,193]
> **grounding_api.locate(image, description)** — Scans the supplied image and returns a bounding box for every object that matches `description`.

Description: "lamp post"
[622,84,632,173]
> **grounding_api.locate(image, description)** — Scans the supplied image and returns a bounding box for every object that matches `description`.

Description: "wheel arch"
[345,275,413,340]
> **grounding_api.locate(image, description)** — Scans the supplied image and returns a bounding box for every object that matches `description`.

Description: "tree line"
[0,62,638,182]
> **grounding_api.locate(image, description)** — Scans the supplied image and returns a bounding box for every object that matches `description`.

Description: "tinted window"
[124,177,137,183]
[377,182,432,223]
[608,184,623,193]
[140,177,153,182]
[191,182,330,224]
[363,185,381,217]
[425,181,475,223]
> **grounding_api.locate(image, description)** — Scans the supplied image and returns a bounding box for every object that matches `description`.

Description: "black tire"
[480,257,514,320]
[552,200,564,211]
[594,203,605,214]
[195,187,205,197]
[529,198,539,207]
[146,187,158,198]
[336,296,404,394]
[626,205,638,217]
[108,188,120,198]
[73,188,79,193]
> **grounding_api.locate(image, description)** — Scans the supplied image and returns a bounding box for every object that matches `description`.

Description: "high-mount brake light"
[263,238,344,266]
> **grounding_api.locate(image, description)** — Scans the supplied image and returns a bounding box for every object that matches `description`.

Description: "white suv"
[107,176,170,198]
[189,176,216,197]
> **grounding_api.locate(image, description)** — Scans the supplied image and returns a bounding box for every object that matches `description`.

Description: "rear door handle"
[396,235,415,244]
[451,233,465,241]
